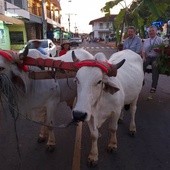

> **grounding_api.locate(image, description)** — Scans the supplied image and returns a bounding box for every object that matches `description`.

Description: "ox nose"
[73,111,87,122]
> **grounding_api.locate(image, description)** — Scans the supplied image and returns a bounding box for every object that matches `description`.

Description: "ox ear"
[11,71,26,93]
[102,75,119,94]
[19,45,29,60]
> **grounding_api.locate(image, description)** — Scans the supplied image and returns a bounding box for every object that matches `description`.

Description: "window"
[107,22,110,29]
[0,29,5,43]
[14,0,23,8]
[99,23,103,29]
[9,31,24,44]
[28,41,48,49]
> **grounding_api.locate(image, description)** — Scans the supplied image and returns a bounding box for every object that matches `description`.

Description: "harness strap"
[0,50,14,61]
[74,59,117,77]
[0,50,29,72]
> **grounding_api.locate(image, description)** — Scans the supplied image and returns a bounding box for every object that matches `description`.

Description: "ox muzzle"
[72,110,87,122]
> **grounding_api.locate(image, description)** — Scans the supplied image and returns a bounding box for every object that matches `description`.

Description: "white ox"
[0,48,94,151]
[72,49,144,166]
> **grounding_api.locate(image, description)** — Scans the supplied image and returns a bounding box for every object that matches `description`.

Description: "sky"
[59,0,133,34]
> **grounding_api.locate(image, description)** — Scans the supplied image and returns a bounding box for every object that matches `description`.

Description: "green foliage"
[155,45,170,75]
[101,0,124,15]
[114,8,126,43]
[101,0,170,42]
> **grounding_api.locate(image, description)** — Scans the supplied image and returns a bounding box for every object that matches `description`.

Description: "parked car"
[69,37,82,46]
[19,39,57,57]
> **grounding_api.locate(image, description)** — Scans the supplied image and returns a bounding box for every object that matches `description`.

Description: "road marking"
[75,46,114,50]
[76,46,114,50]
[72,122,82,170]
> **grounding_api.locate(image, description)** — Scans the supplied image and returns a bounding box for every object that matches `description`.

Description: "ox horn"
[18,45,29,60]
[116,59,125,69]
[107,59,125,77]
[72,51,79,62]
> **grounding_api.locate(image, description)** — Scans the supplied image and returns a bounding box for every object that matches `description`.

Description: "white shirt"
[143,36,163,57]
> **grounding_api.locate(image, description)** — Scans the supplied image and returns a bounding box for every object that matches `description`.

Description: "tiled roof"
[89,15,116,25]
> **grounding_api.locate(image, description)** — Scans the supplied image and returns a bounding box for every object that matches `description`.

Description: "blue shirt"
[37,47,47,55]
[123,35,142,54]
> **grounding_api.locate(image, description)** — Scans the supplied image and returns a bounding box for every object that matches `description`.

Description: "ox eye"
[0,67,4,71]
[74,77,79,84]
[97,80,102,85]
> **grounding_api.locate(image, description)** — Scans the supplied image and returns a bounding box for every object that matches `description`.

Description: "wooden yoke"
[23,57,78,79]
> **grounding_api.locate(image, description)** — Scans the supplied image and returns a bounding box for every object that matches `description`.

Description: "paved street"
[0,42,170,170]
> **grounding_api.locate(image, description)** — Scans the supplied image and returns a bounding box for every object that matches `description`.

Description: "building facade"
[0,0,62,50]
[89,15,116,41]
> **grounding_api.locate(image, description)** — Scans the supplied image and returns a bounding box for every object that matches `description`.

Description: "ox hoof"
[129,131,136,137]
[107,146,117,153]
[87,159,98,167]
[46,145,55,152]
[37,137,46,143]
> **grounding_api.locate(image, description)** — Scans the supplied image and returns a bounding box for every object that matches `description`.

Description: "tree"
[102,0,170,44]
[101,0,130,44]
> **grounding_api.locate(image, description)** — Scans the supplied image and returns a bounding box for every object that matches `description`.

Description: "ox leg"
[87,118,99,167]
[46,124,56,152]
[129,99,138,136]
[118,110,124,124]
[38,125,48,143]
[107,113,119,152]
[46,104,56,152]
[38,109,49,143]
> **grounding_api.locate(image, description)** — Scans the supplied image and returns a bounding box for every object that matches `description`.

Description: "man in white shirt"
[142,26,163,96]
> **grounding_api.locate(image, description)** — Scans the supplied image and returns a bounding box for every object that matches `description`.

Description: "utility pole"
[68,13,71,32]
[42,0,47,39]
[66,13,75,32]
[66,13,77,32]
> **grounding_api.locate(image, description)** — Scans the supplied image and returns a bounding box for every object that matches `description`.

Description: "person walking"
[59,40,71,56]
[123,26,142,54]
[142,25,163,98]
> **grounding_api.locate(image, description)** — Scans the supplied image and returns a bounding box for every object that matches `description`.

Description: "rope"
[0,73,22,169]
[0,73,77,128]
[0,73,78,168]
